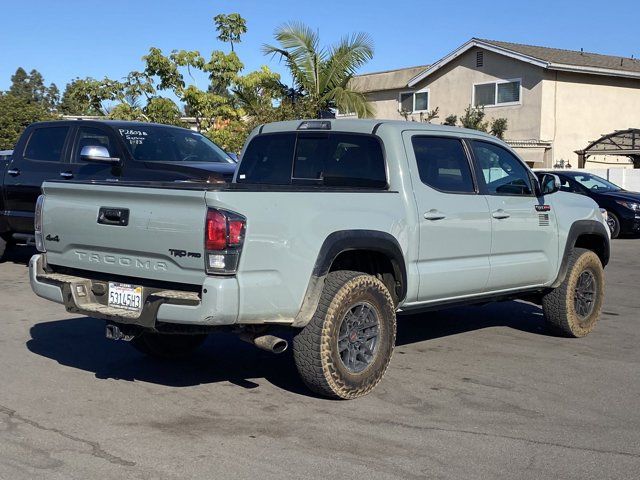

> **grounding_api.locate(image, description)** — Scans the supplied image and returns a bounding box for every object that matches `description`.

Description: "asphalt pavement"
[0,240,638,479]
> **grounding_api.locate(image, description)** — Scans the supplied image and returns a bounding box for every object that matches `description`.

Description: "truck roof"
[259,118,503,142]
[26,119,194,131]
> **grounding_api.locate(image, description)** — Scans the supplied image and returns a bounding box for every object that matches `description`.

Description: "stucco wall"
[540,71,640,165]
[365,88,408,120]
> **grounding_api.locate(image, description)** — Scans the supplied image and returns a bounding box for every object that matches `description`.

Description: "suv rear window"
[24,127,70,162]
[237,132,387,188]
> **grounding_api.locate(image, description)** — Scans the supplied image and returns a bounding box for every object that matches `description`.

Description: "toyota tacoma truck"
[30,119,610,399]
[1,120,236,260]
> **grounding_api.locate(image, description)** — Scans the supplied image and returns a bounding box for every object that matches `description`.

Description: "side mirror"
[80,145,120,164]
[539,173,561,195]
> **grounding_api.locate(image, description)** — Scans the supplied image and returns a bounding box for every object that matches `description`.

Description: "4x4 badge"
[45,234,59,242]
[535,205,551,212]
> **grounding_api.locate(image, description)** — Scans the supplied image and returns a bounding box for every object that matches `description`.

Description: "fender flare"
[292,230,407,327]
[551,219,610,288]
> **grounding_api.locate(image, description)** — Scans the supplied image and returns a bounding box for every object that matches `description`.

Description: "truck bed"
[39,179,408,324]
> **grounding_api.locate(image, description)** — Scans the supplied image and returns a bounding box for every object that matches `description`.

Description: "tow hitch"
[105,323,138,342]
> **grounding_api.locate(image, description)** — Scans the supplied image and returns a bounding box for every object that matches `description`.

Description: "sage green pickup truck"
[30,119,610,399]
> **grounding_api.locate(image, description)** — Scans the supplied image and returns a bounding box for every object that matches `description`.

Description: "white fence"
[551,168,640,192]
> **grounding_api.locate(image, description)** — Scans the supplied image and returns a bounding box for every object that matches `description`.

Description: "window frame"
[412,88,430,114]
[472,78,522,108]
[398,91,415,113]
[397,88,430,114]
[466,139,535,197]
[411,134,479,195]
[22,126,72,163]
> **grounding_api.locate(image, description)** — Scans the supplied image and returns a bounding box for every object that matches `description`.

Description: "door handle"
[424,210,446,221]
[7,168,20,176]
[59,171,74,179]
[492,209,511,219]
[97,207,129,226]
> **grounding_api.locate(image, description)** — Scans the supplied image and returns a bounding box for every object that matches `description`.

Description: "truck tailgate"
[40,182,207,285]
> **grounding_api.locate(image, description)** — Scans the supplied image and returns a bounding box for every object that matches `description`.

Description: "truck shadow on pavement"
[0,244,36,265]
[25,301,547,396]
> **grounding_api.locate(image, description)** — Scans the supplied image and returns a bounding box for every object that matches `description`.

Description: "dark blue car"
[538,170,640,238]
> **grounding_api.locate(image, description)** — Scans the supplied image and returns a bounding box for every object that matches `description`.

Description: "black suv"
[537,170,640,238]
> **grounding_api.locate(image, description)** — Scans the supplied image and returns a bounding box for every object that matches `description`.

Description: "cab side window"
[24,127,70,162]
[559,176,580,193]
[412,136,475,193]
[471,141,532,196]
[74,127,118,163]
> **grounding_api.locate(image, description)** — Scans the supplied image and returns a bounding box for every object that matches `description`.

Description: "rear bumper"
[29,254,239,328]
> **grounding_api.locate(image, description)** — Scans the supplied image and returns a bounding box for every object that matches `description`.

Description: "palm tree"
[262,22,375,118]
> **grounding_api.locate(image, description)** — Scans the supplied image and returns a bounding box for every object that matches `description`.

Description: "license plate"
[108,283,143,312]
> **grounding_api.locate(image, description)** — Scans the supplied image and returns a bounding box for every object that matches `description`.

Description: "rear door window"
[24,127,70,162]
[412,136,475,193]
[237,132,386,188]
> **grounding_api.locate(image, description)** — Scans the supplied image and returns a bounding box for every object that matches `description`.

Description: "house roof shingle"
[477,38,640,74]
[349,65,429,93]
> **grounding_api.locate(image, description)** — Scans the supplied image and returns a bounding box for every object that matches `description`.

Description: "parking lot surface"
[1,241,639,479]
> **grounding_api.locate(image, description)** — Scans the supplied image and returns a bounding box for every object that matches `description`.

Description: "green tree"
[59,77,122,115]
[419,107,439,123]
[262,22,375,118]
[144,97,183,125]
[0,93,55,149]
[442,107,507,138]
[490,117,508,139]
[143,47,242,132]
[108,101,146,121]
[8,67,30,99]
[460,105,488,131]
[8,67,59,110]
[214,13,247,52]
[443,114,457,126]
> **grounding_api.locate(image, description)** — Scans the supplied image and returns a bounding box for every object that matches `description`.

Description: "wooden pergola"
[575,129,640,168]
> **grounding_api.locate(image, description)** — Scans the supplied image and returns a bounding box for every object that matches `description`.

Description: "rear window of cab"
[236,132,387,188]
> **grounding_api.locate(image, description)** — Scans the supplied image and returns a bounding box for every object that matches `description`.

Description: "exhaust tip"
[241,333,288,354]
[271,339,288,354]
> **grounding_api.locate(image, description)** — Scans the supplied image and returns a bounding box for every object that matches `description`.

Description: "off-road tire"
[131,332,207,359]
[542,248,604,337]
[293,270,396,399]
[605,210,620,239]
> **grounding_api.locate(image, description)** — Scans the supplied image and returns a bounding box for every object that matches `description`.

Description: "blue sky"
[1,0,638,93]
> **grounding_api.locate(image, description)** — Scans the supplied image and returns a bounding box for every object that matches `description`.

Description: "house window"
[476,51,484,67]
[497,81,519,103]
[474,79,521,107]
[474,84,495,106]
[398,90,429,113]
[399,92,413,112]
[414,91,429,111]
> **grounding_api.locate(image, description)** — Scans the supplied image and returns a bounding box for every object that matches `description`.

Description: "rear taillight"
[205,210,228,251]
[34,195,45,252]
[204,208,246,275]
